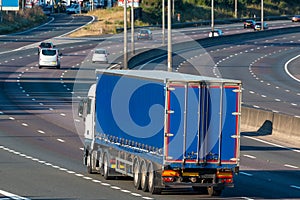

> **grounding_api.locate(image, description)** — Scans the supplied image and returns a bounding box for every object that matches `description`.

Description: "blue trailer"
[79,69,242,196]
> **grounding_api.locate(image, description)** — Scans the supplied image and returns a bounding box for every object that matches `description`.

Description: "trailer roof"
[96,69,241,84]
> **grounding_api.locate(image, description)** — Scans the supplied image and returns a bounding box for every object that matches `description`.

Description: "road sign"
[1,0,19,11]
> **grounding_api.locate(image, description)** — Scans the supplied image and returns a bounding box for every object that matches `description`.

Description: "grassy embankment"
[0,7,47,34]
[0,0,297,37]
[69,0,298,38]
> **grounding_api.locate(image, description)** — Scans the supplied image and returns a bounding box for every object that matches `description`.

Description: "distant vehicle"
[208,29,223,37]
[42,5,53,16]
[66,3,81,14]
[244,19,256,29]
[38,42,54,54]
[92,49,109,63]
[94,0,105,8]
[137,29,152,40]
[81,2,92,13]
[254,22,268,31]
[39,48,61,69]
[292,15,300,22]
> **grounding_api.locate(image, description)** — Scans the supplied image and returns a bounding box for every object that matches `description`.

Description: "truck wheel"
[207,187,222,196]
[133,158,141,190]
[98,151,104,175]
[148,162,161,194]
[87,153,92,174]
[103,153,110,180]
[140,160,148,192]
[87,151,97,174]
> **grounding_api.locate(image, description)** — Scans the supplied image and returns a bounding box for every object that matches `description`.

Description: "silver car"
[92,49,109,63]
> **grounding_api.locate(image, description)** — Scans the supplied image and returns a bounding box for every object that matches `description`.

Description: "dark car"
[244,20,256,29]
[137,29,152,40]
[292,15,300,22]
[38,42,54,54]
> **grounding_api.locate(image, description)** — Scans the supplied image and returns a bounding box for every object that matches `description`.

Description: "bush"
[0,6,47,34]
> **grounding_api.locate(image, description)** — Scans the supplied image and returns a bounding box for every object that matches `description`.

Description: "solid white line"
[284,54,300,83]
[290,185,300,190]
[243,136,300,153]
[0,189,30,200]
[284,164,299,169]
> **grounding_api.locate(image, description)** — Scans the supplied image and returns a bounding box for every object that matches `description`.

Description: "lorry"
[79,69,242,196]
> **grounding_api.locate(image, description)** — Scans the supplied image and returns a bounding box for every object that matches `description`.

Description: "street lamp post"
[0,0,2,23]
[124,0,128,69]
[131,0,135,55]
[211,0,214,34]
[162,0,165,45]
[261,0,264,31]
[235,0,238,18]
[167,0,172,71]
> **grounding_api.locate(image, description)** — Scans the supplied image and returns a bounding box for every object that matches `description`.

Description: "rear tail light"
[162,169,180,183]
[217,171,233,184]
[163,177,175,182]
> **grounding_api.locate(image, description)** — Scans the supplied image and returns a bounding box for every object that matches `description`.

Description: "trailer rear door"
[164,81,241,166]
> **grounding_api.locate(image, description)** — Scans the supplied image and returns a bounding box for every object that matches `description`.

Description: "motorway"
[0,13,299,199]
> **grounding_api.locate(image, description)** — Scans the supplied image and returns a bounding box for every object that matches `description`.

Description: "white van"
[39,48,61,69]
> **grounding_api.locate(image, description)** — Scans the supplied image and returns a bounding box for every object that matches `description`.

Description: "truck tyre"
[140,160,148,192]
[87,153,92,174]
[103,153,110,180]
[207,187,222,196]
[148,162,162,194]
[98,151,104,175]
[133,158,141,190]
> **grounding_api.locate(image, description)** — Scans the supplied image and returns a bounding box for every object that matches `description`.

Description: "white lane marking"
[291,185,300,190]
[244,136,300,153]
[75,174,84,177]
[240,172,253,176]
[131,193,142,197]
[60,113,66,117]
[284,54,300,83]
[22,123,28,127]
[37,130,45,134]
[284,164,299,169]
[244,154,256,159]
[0,189,30,200]
[56,138,65,143]
[241,197,254,200]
